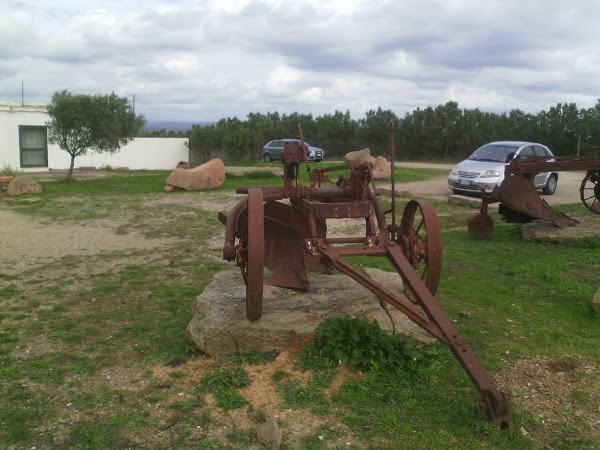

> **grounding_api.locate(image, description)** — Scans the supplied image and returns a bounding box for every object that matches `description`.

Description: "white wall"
[0,104,47,169]
[0,104,189,171]
[48,137,189,170]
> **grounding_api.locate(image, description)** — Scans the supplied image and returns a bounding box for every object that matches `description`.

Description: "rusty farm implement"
[468,154,600,238]
[218,126,514,428]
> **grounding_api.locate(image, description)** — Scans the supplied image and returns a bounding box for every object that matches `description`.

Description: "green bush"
[313,315,431,373]
[0,165,19,177]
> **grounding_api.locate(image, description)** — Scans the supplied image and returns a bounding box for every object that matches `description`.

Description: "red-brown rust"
[219,128,514,428]
[242,188,264,321]
[469,156,600,237]
[580,170,600,213]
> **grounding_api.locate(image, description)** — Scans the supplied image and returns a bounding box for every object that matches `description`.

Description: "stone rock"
[362,155,376,166]
[7,176,43,196]
[343,150,390,179]
[166,158,225,191]
[186,268,434,357]
[344,148,371,163]
[447,194,482,209]
[372,156,391,180]
[592,288,600,314]
[257,420,283,449]
[520,213,600,242]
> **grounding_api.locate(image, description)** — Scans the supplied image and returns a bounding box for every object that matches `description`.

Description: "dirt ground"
[1,165,599,448]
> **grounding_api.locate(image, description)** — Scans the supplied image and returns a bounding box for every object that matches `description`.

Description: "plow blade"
[493,175,579,228]
[263,216,310,290]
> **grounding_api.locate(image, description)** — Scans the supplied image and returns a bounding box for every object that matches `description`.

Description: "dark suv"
[261,139,325,162]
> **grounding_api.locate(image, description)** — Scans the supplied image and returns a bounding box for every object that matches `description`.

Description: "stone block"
[166,158,225,191]
[186,268,434,357]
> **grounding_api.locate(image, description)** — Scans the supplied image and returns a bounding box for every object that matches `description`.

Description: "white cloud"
[1,0,600,122]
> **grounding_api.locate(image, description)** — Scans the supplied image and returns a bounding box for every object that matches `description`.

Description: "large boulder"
[372,156,391,180]
[361,155,377,167]
[343,150,391,179]
[186,268,434,357]
[344,148,371,163]
[166,158,225,191]
[7,176,43,196]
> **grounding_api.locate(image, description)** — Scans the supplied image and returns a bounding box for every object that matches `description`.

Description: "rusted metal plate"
[467,213,494,238]
[495,175,579,228]
[263,216,309,290]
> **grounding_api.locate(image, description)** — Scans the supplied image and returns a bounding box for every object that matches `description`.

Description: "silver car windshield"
[469,144,520,163]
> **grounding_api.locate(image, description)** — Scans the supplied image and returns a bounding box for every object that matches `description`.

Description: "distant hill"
[145,121,213,132]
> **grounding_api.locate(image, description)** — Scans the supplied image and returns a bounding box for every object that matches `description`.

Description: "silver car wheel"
[542,174,558,195]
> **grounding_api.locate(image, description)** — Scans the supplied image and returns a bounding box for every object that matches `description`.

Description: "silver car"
[448,141,558,196]
[261,139,325,162]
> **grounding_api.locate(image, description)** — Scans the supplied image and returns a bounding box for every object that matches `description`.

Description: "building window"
[19,125,48,168]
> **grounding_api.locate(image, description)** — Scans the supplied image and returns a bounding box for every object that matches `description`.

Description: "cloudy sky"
[2,0,600,123]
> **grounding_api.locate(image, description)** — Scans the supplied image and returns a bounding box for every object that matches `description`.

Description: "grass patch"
[200,367,251,410]
[0,166,598,449]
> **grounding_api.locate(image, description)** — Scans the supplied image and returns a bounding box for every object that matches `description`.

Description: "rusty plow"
[219,126,515,428]
[468,155,600,238]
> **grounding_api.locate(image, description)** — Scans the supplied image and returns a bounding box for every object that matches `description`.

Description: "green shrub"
[312,315,431,373]
[0,165,19,177]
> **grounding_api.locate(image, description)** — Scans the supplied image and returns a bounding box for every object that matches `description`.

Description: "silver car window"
[519,146,535,158]
[470,144,519,162]
[534,145,551,157]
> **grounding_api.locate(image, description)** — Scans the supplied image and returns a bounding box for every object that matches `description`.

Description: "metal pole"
[390,120,396,241]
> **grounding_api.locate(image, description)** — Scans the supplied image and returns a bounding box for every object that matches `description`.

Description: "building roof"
[0,101,48,113]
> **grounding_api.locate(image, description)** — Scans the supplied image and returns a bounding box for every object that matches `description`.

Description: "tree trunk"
[67,154,76,180]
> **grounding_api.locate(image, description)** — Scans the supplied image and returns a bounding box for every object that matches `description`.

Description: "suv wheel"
[542,174,558,195]
[263,153,272,162]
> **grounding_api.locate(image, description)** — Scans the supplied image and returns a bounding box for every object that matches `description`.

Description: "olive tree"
[46,90,146,179]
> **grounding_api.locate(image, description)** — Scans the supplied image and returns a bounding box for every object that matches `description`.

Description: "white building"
[0,101,189,171]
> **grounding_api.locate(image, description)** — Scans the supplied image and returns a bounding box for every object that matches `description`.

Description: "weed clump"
[200,367,251,410]
[308,315,439,374]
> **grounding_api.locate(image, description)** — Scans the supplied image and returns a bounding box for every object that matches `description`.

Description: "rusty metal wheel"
[580,171,600,214]
[240,188,264,320]
[398,199,442,299]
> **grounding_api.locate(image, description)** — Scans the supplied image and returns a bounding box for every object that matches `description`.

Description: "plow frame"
[220,130,514,428]
[468,154,600,238]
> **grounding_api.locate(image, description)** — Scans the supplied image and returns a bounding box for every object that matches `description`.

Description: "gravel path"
[0,164,591,275]
[0,209,180,275]
[389,163,588,206]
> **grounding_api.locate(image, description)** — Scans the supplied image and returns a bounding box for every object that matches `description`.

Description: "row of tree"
[45,89,600,174]
[186,101,600,163]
